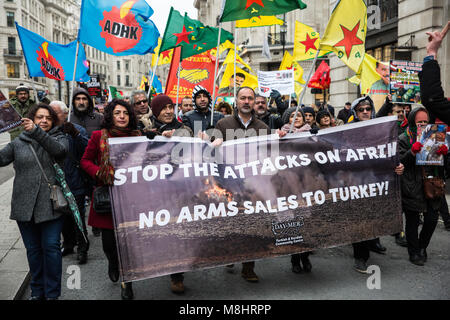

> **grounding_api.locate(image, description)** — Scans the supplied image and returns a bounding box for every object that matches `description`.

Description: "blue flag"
[150,71,163,93]
[79,0,160,56]
[16,23,90,82]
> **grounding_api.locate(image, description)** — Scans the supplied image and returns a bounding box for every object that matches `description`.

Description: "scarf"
[97,126,141,185]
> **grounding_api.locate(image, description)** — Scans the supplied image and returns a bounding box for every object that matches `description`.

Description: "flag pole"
[210,23,222,126]
[233,23,237,106]
[288,49,320,133]
[175,49,182,117]
[148,53,160,99]
[68,40,80,122]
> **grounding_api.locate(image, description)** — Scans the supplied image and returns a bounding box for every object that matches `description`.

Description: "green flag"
[220,0,307,22]
[160,7,234,60]
[108,86,123,102]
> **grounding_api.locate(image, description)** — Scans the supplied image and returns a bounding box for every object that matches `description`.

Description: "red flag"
[164,46,217,103]
[308,61,331,90]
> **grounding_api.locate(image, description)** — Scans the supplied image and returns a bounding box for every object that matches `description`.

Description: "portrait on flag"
[0,91,22,134]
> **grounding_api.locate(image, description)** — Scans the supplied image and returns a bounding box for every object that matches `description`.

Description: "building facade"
[194,0,450,111]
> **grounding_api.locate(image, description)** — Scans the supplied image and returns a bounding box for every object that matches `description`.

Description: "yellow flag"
[219,64,258,90]
[293,21,330,61]
[279,51,293,70]
[319,0,367,73]
[152,38,174,67]
[223,49,252,71]
[236,15,284,28]
[139,76,148,91]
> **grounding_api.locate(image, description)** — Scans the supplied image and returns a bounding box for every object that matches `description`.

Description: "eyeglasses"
[134,99,148,105]
[357,107,372,113]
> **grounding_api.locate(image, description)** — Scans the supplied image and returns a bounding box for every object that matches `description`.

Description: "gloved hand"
[270,90,282,102]
[63,122,80,138]
[411,142,423,155]
[436,144,448,156]
[310,127,319,135]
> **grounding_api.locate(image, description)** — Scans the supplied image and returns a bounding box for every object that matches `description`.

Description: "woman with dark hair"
[81,99,141,300]
[0,103,68,300]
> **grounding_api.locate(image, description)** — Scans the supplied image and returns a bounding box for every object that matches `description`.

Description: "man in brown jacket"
[213,87,269,283]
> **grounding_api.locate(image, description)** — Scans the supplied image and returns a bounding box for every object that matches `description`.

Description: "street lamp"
[280,14,287,55]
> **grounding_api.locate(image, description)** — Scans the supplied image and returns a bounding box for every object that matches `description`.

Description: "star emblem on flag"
[333,21,364,58]
[173,25,194,46]
[300,34,318,54]
[245,0,264,10]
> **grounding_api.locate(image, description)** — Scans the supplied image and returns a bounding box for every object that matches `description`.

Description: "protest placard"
[258,70,295,97]
[0,91,22,134]
[390,60,422,104]
[108,117,402,282]
[416,124,448,166]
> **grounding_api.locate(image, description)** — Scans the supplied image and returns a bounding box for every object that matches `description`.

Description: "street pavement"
[0,132,29,300]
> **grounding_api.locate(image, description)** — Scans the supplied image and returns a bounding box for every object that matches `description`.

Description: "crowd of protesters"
[0,29,449,300]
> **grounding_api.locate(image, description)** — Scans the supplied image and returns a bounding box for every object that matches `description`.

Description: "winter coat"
[8,96,36,140]
[80,130,114,229]
[182,109,224,136]
[69,88,104,137]
[0,125,68,223]
[257,112,283,130]
[399,107,444,212]
[63,124,89,197]
[419,59,450,125]
[215,112,270,142]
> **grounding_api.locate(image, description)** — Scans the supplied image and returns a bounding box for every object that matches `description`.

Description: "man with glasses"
[9,83,36,140]
[131,90,154,134]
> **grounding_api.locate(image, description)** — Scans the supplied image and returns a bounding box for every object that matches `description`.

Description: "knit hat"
[15,83,29,94]
[282,107,305,125]
[316,109,331,124]
[302,106,316,117]
[150,94,173,118]
[192,85,212,109]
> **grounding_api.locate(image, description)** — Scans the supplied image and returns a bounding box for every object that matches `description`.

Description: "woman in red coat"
[81,99,141,299]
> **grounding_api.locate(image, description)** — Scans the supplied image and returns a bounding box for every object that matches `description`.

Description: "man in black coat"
[419,22,450,124]
[253,94,283,130]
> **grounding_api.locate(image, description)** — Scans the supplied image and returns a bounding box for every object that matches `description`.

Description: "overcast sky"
[150,1,198,36]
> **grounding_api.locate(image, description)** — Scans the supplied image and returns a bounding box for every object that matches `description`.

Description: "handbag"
[422,167,445,200]
[93,185,112,214]
[29,144,69,212]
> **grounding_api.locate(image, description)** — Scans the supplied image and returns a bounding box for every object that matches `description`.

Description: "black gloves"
[63,122,80,138]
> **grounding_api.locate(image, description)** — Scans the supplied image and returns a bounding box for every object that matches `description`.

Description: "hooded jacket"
[9,96,37,140]
[347,96,376,123]
[399,107,444,212]
[69,88,104,137]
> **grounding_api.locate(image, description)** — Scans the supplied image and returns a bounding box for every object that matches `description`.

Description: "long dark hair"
[101,99,137,130]
[27,103,59,130]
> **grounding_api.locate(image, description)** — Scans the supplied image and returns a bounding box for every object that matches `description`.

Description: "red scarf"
[97,127,141,185]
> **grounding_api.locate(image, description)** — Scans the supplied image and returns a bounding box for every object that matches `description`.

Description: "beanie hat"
[282,107,305,125]
[192,85,212,109]
[302,106,316,117]
[16,83,29,94]
[150,94,173,118]
[316,109,331,124]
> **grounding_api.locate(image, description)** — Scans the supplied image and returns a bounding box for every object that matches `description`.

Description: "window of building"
[8,37,16,55]
[117,75,121,86]
[125,61,129,71]
[125,75,130,86]
[7,62,20,78]
[7,12,15,27]
[117,61,120,70]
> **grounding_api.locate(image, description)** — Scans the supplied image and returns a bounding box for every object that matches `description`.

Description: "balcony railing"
[4,49,23,56]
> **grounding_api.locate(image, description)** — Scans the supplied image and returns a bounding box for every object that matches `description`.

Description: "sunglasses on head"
[357,107,372,112]
[134,99,148,105]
